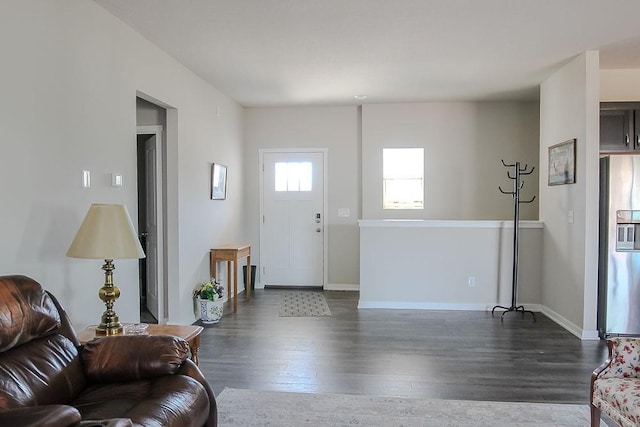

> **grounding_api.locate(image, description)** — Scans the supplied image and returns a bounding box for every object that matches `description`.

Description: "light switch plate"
[82,170,91,188]
[337,208,350,218]
[111,173,123,187]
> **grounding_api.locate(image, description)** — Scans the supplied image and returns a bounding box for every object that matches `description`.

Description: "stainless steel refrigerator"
[598,155,640,338]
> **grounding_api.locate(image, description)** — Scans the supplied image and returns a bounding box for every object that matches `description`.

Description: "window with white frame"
[383,148,424,209]
[275,161,312,191]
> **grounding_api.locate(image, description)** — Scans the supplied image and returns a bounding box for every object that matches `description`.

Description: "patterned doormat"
[279,291,332,317]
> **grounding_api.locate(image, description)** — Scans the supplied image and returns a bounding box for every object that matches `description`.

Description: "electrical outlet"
[468,276,476,288]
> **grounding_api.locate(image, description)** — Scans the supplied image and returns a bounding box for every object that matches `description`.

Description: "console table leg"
[190,345,200,365]
[233,260,238,313]
[227,262,232,306]
[210,255,217,281]
[246,255,251,300]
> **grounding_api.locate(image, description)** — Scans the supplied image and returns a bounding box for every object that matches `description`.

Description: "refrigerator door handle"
[626,134,630,146]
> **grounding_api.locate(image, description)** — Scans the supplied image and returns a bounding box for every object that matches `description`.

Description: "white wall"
[244,103,539,290]
[0,0,244,327]
[359,220,543,310]
[538,52,600,339]
[361,102,540,220]
[243,107,359,288]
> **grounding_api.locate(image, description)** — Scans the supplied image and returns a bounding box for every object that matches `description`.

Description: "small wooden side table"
[210,243,251,313]
[78,324,204,366]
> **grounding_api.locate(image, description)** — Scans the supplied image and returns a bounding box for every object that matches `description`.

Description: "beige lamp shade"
[67,204,145,260]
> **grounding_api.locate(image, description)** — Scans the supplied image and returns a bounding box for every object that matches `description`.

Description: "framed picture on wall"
[548,139,576,186]
[211,163,227,200]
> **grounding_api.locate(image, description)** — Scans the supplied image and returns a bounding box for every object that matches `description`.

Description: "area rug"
[279,291,332,317]
[217,388,596,426]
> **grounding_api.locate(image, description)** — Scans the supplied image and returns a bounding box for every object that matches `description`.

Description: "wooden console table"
[78,324,204,365]
[210,243,251,313]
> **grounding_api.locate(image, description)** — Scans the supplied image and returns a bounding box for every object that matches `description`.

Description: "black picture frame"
[548,139,576,186]
[211,163,227,200]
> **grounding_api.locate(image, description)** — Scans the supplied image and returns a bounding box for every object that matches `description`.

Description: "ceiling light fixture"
[354,95,367,101]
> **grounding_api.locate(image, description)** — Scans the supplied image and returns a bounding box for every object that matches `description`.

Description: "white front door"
[261,150,326,287]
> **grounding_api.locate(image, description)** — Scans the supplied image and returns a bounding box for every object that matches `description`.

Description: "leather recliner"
[0,275,217,426]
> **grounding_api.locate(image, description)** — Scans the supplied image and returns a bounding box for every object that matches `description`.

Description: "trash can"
[243,265,256,290]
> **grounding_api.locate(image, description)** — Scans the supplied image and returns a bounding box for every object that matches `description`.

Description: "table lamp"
[66,203,145,336]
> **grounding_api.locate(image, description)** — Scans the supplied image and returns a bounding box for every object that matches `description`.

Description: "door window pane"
[275,161,312,191]
[383,148,424,209]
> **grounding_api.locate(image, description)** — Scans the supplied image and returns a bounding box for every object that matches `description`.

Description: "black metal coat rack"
[492,160,536,322]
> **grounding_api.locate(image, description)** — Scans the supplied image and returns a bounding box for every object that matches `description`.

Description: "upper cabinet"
[600,102,640,152]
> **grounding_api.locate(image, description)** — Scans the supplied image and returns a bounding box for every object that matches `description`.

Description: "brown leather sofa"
[0,275,217,426]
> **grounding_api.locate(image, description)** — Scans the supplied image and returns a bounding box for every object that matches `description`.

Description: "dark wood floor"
[195,289,608,404]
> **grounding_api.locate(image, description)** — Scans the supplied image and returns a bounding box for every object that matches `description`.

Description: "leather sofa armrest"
[177,359,218,427]
[0,404,81,427]
[81,335,190,383]
[46,290,81,346]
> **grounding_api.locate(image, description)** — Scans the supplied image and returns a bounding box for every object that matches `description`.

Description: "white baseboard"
[358,301,541,313]
[358,301,544,312]
[325,283,359,291]
[581,330,600,340]
[251,283,358,291]
[540,305,600,340]
[358,301,489,310]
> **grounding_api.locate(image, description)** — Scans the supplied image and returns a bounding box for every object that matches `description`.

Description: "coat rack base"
[491,305,536,322]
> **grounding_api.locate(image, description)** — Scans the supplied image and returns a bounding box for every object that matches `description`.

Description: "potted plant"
[193,278,225,324]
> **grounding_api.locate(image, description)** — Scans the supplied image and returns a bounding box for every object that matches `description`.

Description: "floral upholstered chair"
[591,337,640,427]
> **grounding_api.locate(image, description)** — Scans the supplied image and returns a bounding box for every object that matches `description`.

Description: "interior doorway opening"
[136,96,167,324]
[137,131,160,324]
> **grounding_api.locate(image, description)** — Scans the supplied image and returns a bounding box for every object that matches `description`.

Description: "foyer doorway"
[260,149,327,288]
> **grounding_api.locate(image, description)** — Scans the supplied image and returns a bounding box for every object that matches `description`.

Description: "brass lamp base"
[95,319,123,336]
[95,259,123,336]
[95,324,123,336]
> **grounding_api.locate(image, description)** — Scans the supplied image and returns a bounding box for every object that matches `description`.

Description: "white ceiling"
[95,0,640,107]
